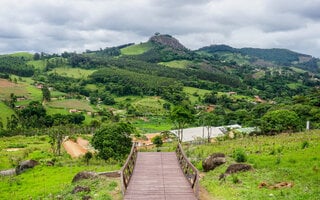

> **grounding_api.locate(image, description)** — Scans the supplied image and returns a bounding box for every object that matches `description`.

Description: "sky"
[1,0,320,57]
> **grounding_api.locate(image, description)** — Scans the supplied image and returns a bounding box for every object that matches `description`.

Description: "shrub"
[233,148,247,162]
[301,141,309,149]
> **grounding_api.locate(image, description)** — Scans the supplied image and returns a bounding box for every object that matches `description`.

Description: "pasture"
[185,130,320,200]
[159,60,192,69]
[0,135,121,199]
[120,43,152,55]
[49,67,96,79]
[47,99,95,112]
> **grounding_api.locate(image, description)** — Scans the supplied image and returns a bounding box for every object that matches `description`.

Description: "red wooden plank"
[124,152,197,200]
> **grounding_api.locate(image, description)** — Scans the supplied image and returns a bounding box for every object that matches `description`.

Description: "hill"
[0,33,320,135]
[198,44,319,72]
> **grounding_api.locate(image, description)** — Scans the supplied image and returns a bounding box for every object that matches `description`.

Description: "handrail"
[120,142,138,195]
[176,143,200,199]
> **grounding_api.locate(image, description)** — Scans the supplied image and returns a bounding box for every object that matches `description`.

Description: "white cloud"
[0,0,319,57]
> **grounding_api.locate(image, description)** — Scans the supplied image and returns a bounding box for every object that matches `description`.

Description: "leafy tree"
[42,85,51,102]
[170,106,194,142]
[84,151,93,165]
[260,109,301,134]
[199,112,219,142]
[91,122,134,161]
[152,135,163,148]
[48,126,65,156]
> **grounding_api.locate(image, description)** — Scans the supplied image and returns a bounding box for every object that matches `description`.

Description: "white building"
[170,124,242,142]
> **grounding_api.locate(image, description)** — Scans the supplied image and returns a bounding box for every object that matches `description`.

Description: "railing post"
[120,143,138,196]
[176,143,200,199]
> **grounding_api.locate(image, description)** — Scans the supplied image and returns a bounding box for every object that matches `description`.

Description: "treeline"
[90,68,186,103]
[0,101,86,137]
[0,56,34,77]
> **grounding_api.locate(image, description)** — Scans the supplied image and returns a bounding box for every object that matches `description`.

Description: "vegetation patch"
[120,42,153,55]
[47,99,95,112]
[185,131,320,200]
[49,67,96,79]
[159,60,192,69]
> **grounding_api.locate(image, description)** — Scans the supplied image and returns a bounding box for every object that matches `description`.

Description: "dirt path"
[63,137,89,158]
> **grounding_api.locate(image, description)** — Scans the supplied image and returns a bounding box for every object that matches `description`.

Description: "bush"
[233,148,247,162]
[301,141,309,149]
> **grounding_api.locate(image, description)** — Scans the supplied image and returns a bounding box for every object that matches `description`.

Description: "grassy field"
[183,87,211,104]
[132,116,173,133]
[0,79,29,100]
[120,43,152,55]
[47,99,95,112]
[49,67,96,79]
[185,131,320,200]
[28,60,46,70]
[9,52,33,60]
[0,101,15,128]
[0,135,121,199]
[132,96,167,115]
[159,60,192,69]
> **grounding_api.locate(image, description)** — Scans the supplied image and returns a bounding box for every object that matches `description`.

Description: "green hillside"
[186,130,320,200]
[120,42,153,55]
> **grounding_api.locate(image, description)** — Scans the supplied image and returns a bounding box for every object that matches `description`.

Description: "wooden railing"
[176,143,200,199]
[120,143,138,195]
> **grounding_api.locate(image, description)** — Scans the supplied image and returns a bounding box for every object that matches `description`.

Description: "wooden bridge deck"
[124,152,197,200]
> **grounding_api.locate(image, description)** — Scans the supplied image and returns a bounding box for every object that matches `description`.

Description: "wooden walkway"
[124,152,197,200]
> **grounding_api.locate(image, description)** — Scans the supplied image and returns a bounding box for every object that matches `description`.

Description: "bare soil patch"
[63,137,89,158]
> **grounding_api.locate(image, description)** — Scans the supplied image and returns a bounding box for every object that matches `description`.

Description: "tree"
[260,109,301,134]
[84,152,93,165]
[48,126,65,156]
[152,135,163,149]
[170,106,194,142]
[200,112,219,142]
[42,85,51,102]
[91,122,134,161]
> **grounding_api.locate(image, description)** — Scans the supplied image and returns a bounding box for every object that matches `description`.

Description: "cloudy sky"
[1,0,320,57]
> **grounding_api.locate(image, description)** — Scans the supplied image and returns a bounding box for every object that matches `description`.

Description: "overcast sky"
[1,0,320,57]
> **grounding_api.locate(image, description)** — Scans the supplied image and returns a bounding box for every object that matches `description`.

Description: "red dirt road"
[63,137,89,158]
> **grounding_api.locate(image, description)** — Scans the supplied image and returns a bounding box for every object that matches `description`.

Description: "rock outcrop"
[202,153,226,172]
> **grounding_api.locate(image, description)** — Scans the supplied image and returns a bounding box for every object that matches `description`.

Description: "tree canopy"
[91,122,134,161]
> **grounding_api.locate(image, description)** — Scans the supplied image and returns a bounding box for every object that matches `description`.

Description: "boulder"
[72,171,97,183]
[219,163,253,180]
[202,153,226,172]
[16,160,39,174]
[0,169,16,176]
[72,185,91,194]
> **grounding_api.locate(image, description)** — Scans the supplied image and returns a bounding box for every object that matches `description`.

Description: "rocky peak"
[149,34,187,51]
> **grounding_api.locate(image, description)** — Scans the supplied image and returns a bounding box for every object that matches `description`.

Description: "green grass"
[0,135,121,199]
[287,83,303,90]
[132,116,173,133]
[9,52,33,60]
[120,42,153,55]
[49,67,96,79]
[159,60,192,69]
[183,87,211,104]
[85,84,99,91]
[290,67,307,74]
[185,131,320,200]
[0,101,15,128]
[47,99,95,112]
[132,96,167,115]
[28,60,46,70]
